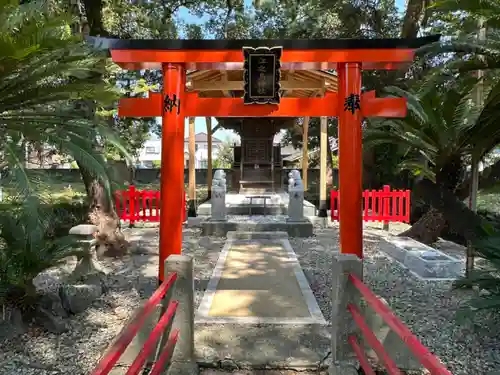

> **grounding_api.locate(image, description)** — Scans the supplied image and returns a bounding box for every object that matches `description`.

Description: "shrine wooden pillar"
[206,117,213,199]
[159,63,186,282]
[318,116,328,218]
[188,117,197,217]
[337,63,363,258]
[302,117,310,191]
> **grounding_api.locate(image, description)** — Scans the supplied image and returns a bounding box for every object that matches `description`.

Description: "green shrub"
[454,232,500,318]
[46,202,88,239]
[0,199,82,308]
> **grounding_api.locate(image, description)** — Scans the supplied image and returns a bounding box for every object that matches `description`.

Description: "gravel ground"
[1,221,499,375]
[290,221,500,375]
[0,227,223,375]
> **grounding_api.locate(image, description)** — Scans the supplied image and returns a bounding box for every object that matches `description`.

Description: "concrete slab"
[201,219,313,238]
[195,232,329,368]
[381,236,464,280]
[201,370,328,375]
[196,234,325,324]
[195,324,330,369]
[208,242,311,318]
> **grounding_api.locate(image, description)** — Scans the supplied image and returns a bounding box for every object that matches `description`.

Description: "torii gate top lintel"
[87,35,440,70]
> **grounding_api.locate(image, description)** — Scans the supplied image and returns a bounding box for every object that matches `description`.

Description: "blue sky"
[177,0,407,141]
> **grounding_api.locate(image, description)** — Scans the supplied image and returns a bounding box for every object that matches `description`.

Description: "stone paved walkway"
[207,241,311,318]
[195,232,329,370]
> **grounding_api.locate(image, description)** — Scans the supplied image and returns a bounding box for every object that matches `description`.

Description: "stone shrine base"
[197,192,316,217]
[201,216,314,237]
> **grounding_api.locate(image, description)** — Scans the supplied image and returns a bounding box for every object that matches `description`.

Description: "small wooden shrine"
[186,69,338,192]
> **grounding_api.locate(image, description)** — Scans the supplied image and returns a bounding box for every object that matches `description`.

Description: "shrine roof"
[187,69,337,97]
[86,36,439,51]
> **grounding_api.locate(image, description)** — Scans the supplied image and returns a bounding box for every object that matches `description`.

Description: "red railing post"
[330,190,339,221]
[362,190,369,221]
[404,189,411,223]
[129,185,136,227]
[330,187,411,225]
[382,185,390,230]
[347,273,453,375]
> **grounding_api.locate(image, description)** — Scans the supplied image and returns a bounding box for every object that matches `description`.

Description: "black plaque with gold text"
[243,46,282,104]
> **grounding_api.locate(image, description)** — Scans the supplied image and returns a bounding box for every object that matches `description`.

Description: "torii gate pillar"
[159,63,185,282]
[337,63,363,257]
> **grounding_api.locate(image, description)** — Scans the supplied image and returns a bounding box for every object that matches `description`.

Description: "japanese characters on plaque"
[243,46,282,104]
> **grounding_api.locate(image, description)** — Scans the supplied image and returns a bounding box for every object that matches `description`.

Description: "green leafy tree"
[213,140,234,168]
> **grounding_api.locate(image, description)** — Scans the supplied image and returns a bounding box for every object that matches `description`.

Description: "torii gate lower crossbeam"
[89,36,439,283]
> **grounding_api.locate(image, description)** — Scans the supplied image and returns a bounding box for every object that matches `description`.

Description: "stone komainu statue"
[212,170,227,191]
[288,170,304,190]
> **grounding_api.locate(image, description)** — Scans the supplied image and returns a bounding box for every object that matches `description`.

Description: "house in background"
[136,136,162,168]
[136,132,223,169]
[185,132,223,168]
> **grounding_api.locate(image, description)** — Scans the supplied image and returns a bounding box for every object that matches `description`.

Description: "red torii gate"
[88,36,439,282]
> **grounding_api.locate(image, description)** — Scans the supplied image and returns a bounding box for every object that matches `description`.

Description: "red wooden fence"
[115,185,187,225]
[330,185,410,223]
[91,273,179,375]
[347,273,452,375]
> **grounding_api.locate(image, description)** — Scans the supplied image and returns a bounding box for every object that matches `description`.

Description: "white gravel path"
[1,221,499,375]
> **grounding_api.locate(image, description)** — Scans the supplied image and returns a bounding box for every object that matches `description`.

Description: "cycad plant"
[454,231,500,315]
[0,0,126,197]
[0,198,82,310]
[364,77,500,244]
[0,0,129,313]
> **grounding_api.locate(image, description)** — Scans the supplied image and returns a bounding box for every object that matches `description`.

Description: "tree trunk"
[456,159,500,200]
[400,0,427,38]
[400,179,488,244]
[69,0,127,257]
[398,207,447,244]
[78,163,128,257]
[416,179,487,242]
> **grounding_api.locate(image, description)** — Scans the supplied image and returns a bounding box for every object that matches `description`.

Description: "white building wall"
[137,139,221,168]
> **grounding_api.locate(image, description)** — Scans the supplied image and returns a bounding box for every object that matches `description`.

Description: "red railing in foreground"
[347,274,453,375]
[91,273,179,375]
[330,185,410,223]
[115,185,187,225]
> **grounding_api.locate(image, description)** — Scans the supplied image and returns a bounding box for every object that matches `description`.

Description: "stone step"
[195,323,330,370]
[201,370,328,375]
[226,231,289,240]
[201,220,313,238]
[227,205,287,216]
